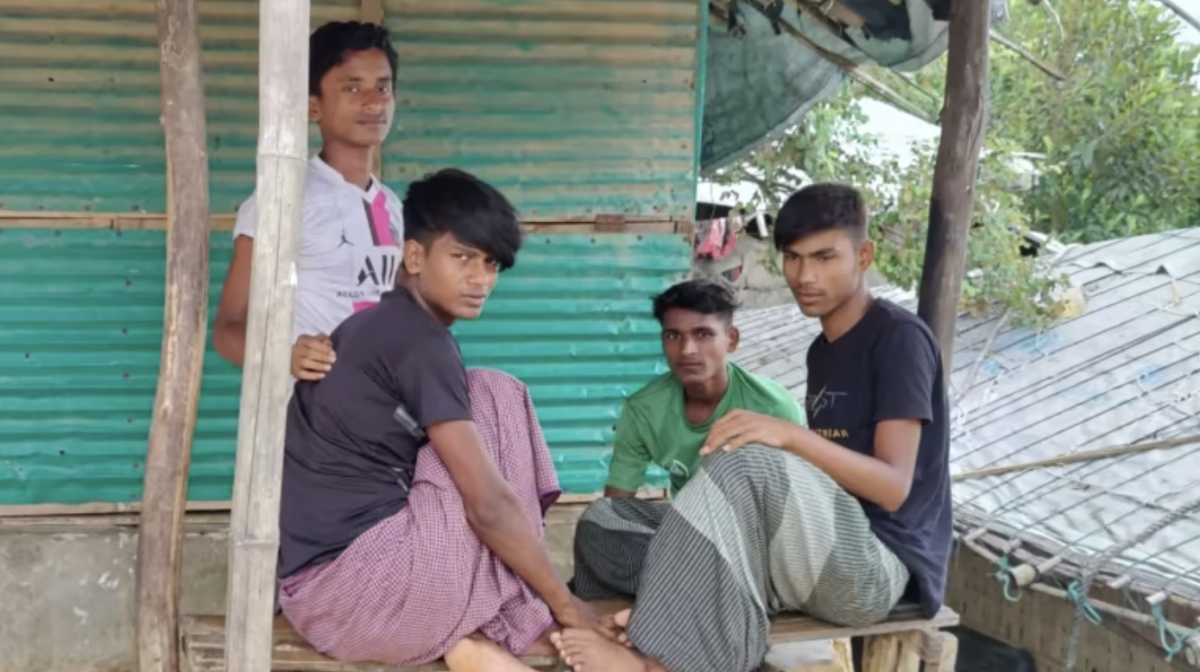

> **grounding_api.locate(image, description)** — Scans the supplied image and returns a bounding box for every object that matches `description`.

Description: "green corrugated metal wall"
[0,228,689,504]
[0,0,701,218]
[0,0,703,505]
[0,0,356,214]
[382,0,700,217]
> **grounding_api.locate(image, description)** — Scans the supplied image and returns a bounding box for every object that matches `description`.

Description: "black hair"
[773,182,868,251]
[309,21,398,97]
[402,168,523,271]
[652,279,739,325]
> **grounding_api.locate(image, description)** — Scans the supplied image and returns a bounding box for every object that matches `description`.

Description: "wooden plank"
[915,0,990,371]
[183,608,961,672]
[0,489,669,519]
[0,211,687,233]
[138,0,211,669]
[763,640,851,672]
[222,0,310,668]
[919,631,960,672]
[183,616,560,672]
[767,607,959,644]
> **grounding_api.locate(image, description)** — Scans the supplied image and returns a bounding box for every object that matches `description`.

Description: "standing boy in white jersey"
[214,21,404,379]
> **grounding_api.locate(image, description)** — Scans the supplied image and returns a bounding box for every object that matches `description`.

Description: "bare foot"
[552,627,654,672]
[525,629,557,657]
[445,636,537,672]
[613,609,632,648]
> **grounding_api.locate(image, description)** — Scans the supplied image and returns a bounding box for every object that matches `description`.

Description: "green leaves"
[711,0,1200,329]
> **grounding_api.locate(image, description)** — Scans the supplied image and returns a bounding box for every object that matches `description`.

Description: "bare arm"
[603,402,652,499]
[705,323,936,513]
[426,419,575,616]
[213,235,254,367]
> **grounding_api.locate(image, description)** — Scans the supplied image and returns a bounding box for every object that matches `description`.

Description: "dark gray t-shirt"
[278,287,472,579]
[804,299,952,618]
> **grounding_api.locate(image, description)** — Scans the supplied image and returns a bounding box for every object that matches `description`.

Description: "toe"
[613,609,631,628]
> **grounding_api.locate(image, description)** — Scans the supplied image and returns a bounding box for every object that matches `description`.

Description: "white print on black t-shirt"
[806,385,848,419]
[807,385,851,440]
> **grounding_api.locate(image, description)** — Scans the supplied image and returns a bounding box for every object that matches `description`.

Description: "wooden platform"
[182,607,959,672]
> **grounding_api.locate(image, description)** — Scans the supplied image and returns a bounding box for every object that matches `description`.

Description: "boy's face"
[309,48,395,150]
[403,233,501,323]
[781,228,873,318]
[660,308,738,387]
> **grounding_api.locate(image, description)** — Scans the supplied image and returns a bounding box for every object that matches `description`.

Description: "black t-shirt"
[277,288,473,579]
[805,299,952,618]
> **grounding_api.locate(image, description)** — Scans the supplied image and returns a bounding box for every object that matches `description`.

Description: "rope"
[993,556,1023,602]
[1153,603,1200,663]
[1065,580,1103,625]
[1063,495,1200,671]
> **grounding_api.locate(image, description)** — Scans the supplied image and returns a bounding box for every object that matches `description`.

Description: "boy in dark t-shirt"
[554,183,951,672]
[278,169,602,672]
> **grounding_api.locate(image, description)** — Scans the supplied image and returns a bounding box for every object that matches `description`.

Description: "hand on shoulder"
[292,334,336,380]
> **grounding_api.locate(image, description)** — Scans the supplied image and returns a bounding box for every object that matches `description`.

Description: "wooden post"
[136,0,210,668]
[916,0,990,370]
[223,0,309,667]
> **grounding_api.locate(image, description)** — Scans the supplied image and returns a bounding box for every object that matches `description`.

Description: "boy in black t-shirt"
[554,183,951,672]
[278,169,602,672]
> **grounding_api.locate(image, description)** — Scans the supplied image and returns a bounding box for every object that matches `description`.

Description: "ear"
[726,325,741,353]
[308,95,321,122]
[858,238,876,272]
[402,239,425,275]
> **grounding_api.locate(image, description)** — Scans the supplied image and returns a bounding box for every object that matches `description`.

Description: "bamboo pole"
[136,0,210,668]
[917,0,990,371]
[223,0,309,667]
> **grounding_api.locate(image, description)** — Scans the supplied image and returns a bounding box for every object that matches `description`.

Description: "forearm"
[783,431,910,512]
[470,491,573,614]
[213,321,247,367]
[603,485,637,498]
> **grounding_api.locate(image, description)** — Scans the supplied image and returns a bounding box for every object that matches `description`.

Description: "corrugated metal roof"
[731,231,1200,600]
[0,0,358,214]
[380,0,701,218]
[0,228,689,505]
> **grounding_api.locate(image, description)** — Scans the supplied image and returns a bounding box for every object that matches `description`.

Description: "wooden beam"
[137,0,211,668]
[0,211,688,232]
[0,489,671,519]
[916,0,989,371]
[223,0,309,668]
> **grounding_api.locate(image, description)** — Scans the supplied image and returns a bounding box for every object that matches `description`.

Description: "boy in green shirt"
[572,279,803,601]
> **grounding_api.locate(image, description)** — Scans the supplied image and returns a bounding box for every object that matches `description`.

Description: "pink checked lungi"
[278,368,562,666]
